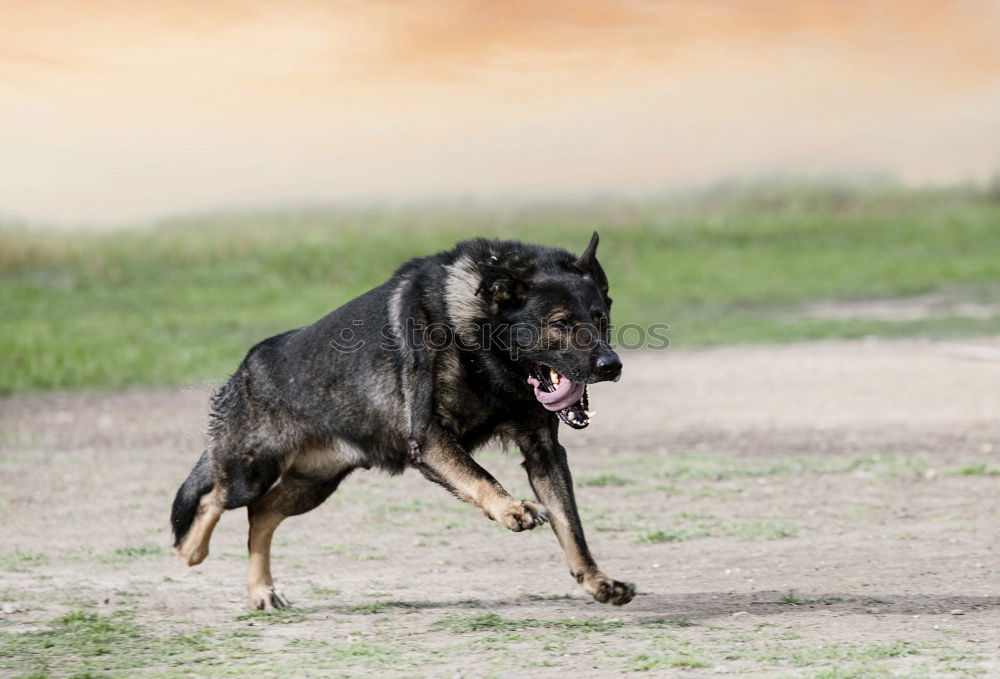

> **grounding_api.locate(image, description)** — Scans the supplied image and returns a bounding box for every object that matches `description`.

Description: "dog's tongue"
[527,374,586,411]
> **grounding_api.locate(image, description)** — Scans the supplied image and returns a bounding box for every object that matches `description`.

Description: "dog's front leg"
[412,430,548,532]
[518,426,635,606]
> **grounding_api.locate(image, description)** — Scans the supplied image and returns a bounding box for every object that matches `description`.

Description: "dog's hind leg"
[171,450,226,566]
[246,452,357,610]
[172,444,283,567]
[174,485,225,567]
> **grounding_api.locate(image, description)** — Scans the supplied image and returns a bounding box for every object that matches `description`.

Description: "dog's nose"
[594,351,622,382]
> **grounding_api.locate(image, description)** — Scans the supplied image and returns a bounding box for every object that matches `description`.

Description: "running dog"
[171,232,635,609]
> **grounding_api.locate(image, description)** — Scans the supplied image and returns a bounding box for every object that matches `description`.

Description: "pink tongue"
[527,373,586,411]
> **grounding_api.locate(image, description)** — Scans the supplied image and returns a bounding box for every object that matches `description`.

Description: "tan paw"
[582,573,636,606]
[248,585,290,610]
[174,542,209,567]
[496,500,549,532]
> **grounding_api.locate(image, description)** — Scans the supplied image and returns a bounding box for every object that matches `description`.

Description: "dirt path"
[1,338,999,677]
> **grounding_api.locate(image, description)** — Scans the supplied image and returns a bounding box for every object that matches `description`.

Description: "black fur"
[170,233,634,605]
[170,450,212,546]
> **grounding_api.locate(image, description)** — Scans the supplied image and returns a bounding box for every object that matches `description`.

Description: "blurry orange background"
[2,0,998,223]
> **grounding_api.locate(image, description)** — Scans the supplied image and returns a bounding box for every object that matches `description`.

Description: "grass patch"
[774,592,844,606]
[633,451,931,481]
[335,600,455,615]
[628,652,710,672]
[637,520,797,542]
[102,545,167,563]
[309,585,341,596]
[4,185,1000,393]
[234,608,311,624]
[431,612,625,634]
[638,525,713,543]
[727,521,798,540]
[0,610,260,676]
[577,473,634,487]
[954,462,1000,476]
[0,550,48,572]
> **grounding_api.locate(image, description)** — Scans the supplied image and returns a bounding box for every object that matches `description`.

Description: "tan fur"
[175,487,225,567]
[289,442,366,477]
[442,254,483,342]
[244,443,361,609]
[419,437,548,532]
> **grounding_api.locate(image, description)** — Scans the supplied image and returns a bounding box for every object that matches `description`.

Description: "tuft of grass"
[431,613,625,634]
[577,474,634,487]
[638,525,713,543]
[628,652,709,672]
[640,617,696,628]
[955,462,1000,476]
[727,521,798,540]
[234,608,310,624]
[309,585,341,596]
[774,592,845,606]
[102,545,166,563]
[335,600,450,615]
[0,550,48,572]
[779,591,807,605]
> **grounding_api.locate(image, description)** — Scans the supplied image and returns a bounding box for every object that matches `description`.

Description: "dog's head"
[445,232,620,429]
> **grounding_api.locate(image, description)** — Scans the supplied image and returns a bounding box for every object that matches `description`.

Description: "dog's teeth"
[585,410,596,418]
[550,370,560,385]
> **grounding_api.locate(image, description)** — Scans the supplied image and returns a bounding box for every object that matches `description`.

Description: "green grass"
[728,520,798,540]
[0,610,260,676]
[0,550,48,572]
[637,519,797,543]
[640,451,931,481]
[955,462,1000,476]
[577,473,634,487]
[3,185,1000,393]
[639,525,714,543]
[431,612,626,634]
[102,545,167,563]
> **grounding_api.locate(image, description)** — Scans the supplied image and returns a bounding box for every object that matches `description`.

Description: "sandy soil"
[1,338,999,677]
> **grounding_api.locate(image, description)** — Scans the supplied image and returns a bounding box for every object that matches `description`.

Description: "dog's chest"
[432,350,500,434]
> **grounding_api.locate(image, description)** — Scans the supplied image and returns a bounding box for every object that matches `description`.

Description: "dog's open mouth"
[527,364,592,429]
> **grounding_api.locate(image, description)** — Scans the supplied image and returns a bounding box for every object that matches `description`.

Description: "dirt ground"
[2,338,999,678]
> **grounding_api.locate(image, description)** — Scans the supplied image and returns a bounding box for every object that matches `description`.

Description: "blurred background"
[2,0,999,393]
[3,6,1000,676]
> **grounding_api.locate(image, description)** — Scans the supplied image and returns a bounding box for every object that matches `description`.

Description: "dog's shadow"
[315,590,1000,623]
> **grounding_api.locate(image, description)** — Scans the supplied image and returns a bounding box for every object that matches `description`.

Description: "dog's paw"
[248,585,290,611]
[497,500,549,532]
[583,573,636,606]
[174,543,209,567]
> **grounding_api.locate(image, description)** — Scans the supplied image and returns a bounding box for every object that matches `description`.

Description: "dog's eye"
[550,319,571,330]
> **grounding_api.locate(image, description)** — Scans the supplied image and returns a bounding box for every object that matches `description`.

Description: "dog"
[170,231,635,609]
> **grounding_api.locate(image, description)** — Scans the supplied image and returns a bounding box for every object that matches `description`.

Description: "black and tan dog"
[171,232,635,609]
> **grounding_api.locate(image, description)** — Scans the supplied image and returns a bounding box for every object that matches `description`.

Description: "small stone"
[731,611,749,617]
[867,607,880,614]
[950,609,964,615]
[1,603,16,614]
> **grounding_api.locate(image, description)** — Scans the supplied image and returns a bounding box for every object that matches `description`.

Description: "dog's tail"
[171,451,214,547]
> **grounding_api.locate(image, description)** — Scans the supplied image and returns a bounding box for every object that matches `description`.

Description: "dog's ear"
[573,231,600,273]
[477,263,527,315]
